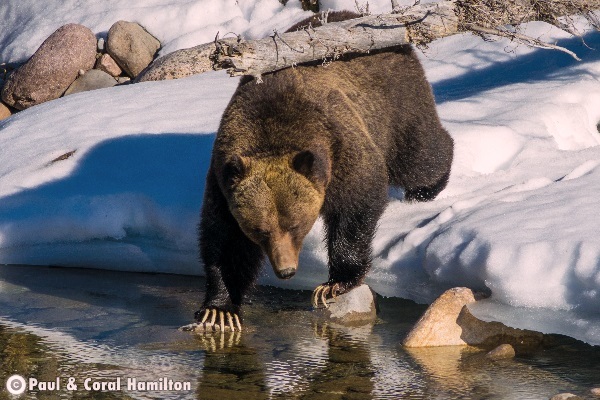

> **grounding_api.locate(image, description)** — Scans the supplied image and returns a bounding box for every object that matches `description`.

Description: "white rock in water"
[320,284,377,325]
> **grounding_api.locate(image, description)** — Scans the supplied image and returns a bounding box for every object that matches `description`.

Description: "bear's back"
[217,46,442,167]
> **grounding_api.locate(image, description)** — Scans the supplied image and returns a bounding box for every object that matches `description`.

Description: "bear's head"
[221,149,330,279]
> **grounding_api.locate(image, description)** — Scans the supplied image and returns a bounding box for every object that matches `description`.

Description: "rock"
[550,394,583,400]
[1,62,22,80]
[592,388,600,396]
[403,287,544,349]
[97,37,105,52]
[116,77,131,84]
[95,53,122,77]
[136,42,214,82]
[64,69,117,96]
[0,102,12,120]
[403,287,478,347]
[485,343,515,360]
[107,21,160,78]
[1,24,97,110]
[316,284,377,325]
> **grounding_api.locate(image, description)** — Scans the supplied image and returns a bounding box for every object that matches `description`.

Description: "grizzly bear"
[194,12,454,332]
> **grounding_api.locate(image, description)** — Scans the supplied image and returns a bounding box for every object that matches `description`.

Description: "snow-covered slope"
[1,0,599,344]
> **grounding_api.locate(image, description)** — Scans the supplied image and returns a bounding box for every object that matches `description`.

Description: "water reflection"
[0,265,598,400]
[196,334,269,400]
[193,321,378,400]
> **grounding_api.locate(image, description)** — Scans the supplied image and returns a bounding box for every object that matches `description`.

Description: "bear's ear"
[223,155,248,188]
[292,149,330,186]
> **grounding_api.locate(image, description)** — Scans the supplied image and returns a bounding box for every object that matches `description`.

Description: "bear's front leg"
[194,169,263,332]
[314,196,386,309]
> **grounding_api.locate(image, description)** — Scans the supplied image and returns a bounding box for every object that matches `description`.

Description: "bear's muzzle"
[266,233,300,280]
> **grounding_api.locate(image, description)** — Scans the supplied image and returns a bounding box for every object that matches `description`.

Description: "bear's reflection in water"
[195,322,378,400]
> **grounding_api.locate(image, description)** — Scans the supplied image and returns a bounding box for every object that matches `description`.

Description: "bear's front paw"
[312,282,344,309]
[192,308,242,332]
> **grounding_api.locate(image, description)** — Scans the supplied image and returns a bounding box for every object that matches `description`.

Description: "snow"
[1,1,600,345]
[0,0,311,64]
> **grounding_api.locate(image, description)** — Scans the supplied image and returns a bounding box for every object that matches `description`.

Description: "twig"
[466,23,582,61]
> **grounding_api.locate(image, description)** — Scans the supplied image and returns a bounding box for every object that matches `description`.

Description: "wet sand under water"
[0,265,598,399]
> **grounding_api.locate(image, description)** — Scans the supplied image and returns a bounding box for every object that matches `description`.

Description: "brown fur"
[196,15,453,321]
[226,155,325,278]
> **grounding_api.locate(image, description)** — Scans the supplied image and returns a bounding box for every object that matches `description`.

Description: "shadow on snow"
[432,31,600,103]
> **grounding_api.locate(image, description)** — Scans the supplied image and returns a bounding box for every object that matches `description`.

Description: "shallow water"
[0,265,598,400]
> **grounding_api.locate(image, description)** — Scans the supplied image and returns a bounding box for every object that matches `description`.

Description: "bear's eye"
[252,227,270,238]
[289,224,301,232]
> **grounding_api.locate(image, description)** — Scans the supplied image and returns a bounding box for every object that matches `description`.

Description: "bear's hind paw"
[312,283,341,309]
[187,308,242,332]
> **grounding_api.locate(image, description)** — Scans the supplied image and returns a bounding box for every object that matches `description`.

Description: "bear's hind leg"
[394,124,454,203]
[403,169,450,202]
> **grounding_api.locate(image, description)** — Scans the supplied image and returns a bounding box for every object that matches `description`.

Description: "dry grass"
[456,0,600,32]
[450,0,600,59]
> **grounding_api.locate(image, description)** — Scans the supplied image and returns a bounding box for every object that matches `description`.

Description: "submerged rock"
[550,394,583,400]
[107,21,160,78]
[591,387,600,396]
[485,343,516,360]
[1,24,96,109]
[403,287,544,349]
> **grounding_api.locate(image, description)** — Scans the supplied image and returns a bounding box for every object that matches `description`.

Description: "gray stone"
[95,53,122,77]
[0,101,12,120]
[550,394,583,400]
[403,287,544,348]
[317,284,377,325]
[107,21,160,78]
[1,24,97,110]
[485,343,515,360]
[64,69,117,96]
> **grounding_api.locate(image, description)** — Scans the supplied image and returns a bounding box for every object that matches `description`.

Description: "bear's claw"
[312,283,340,309]
[194,308,242,332]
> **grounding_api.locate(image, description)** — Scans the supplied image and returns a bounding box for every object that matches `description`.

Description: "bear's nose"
[277,268,296,279]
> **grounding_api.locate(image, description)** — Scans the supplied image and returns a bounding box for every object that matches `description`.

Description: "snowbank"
[1,1,600,344]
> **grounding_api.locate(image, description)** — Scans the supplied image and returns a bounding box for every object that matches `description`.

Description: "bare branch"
[136,0,600,83]
[466,23,582,60]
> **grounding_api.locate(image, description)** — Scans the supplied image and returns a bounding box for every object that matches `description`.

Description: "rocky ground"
[0,20,161,120]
